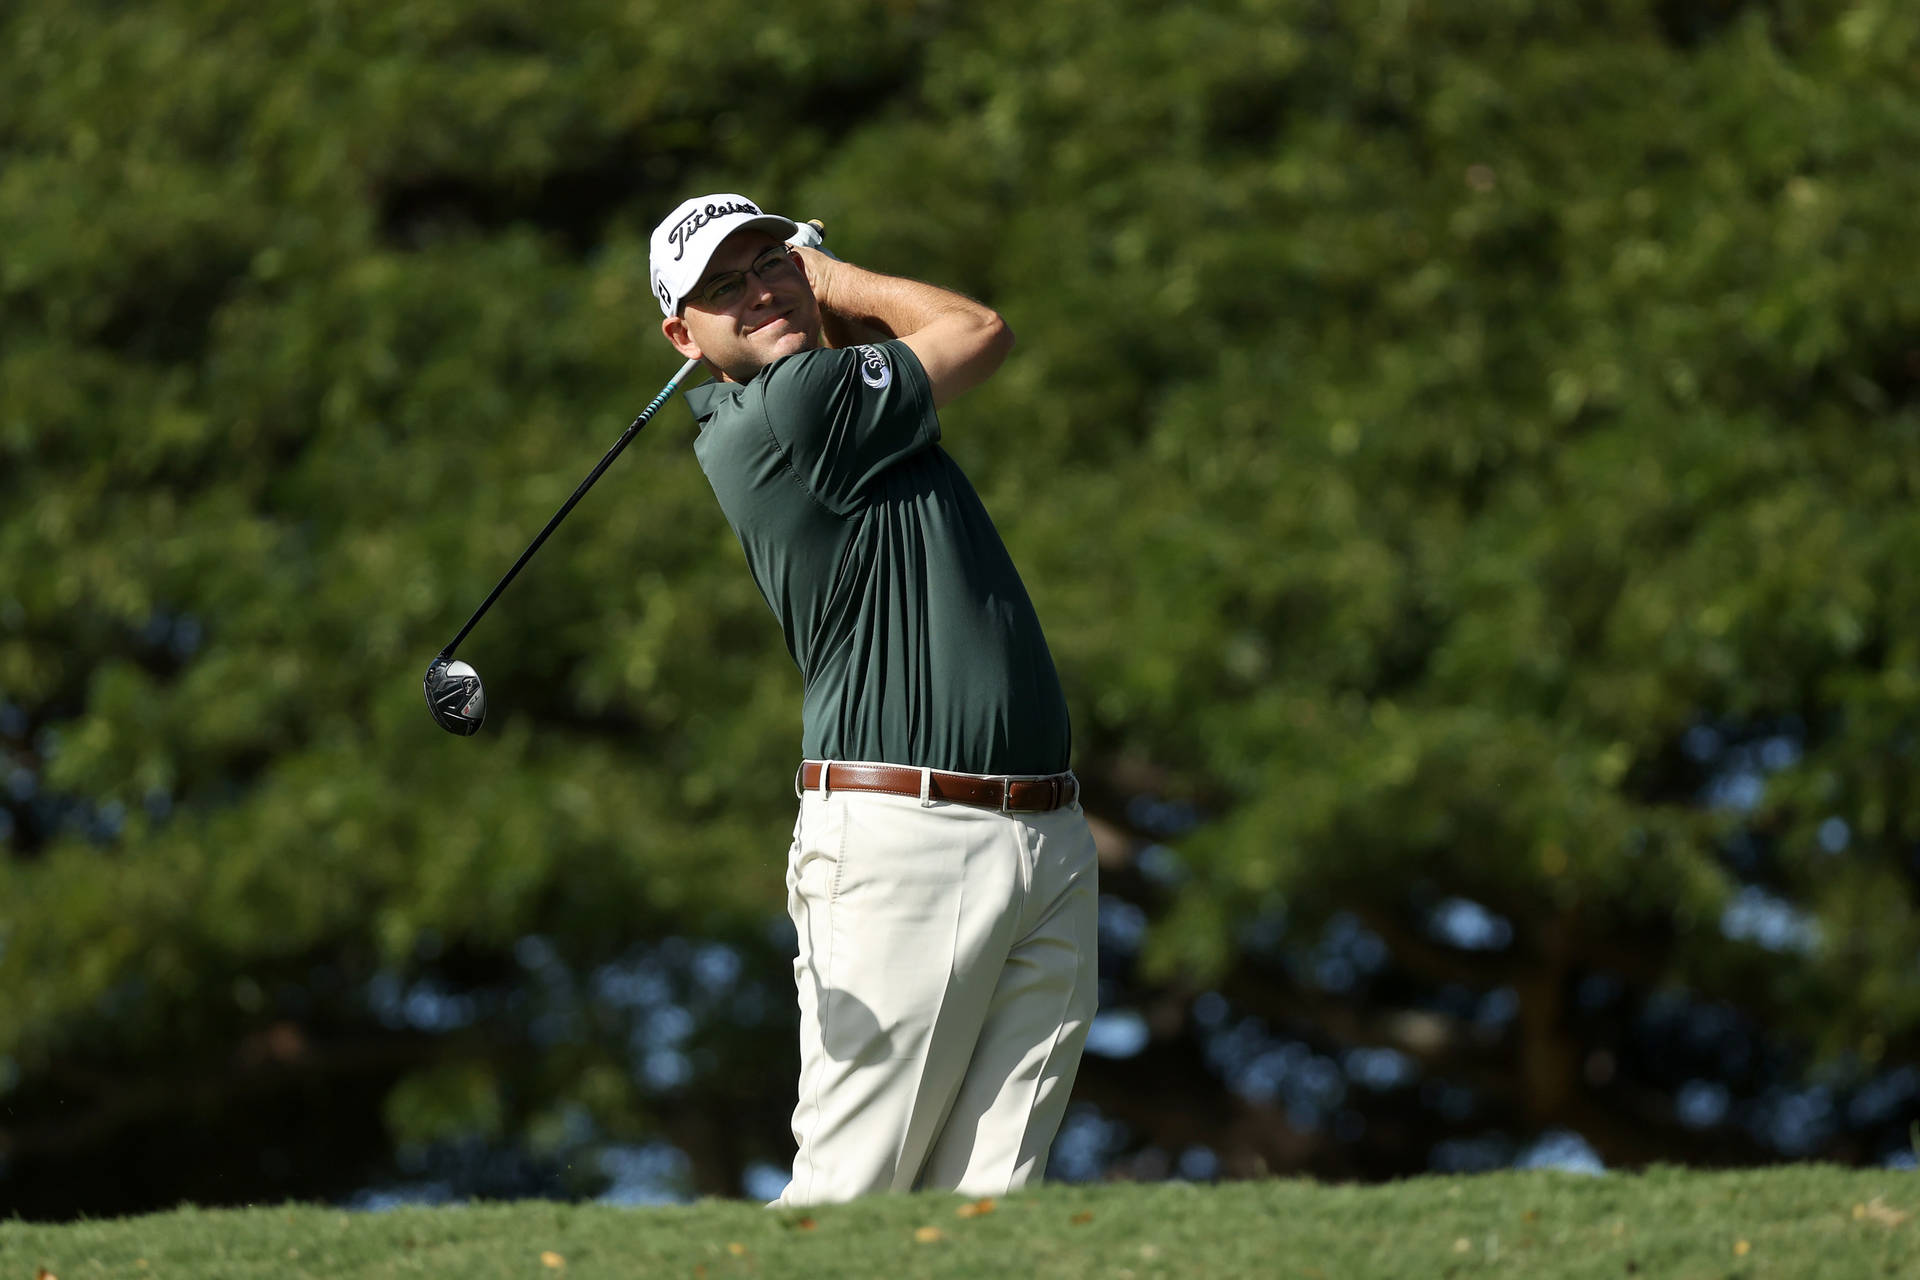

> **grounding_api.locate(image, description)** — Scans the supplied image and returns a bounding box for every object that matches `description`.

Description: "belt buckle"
[1000,776,1013,812]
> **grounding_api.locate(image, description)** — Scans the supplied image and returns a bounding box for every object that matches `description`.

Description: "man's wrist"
[792,245,842,301]
[797,251,891,345]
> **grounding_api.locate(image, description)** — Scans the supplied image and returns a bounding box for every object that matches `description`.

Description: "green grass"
[3,1167,1915,1279]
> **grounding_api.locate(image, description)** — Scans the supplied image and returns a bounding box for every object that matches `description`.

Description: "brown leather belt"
[795,760,1080,813]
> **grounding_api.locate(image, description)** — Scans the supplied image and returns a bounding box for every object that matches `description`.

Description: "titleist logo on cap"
[668,199,762,262]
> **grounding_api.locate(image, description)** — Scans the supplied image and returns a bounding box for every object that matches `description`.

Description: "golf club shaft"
[438,355,703,660]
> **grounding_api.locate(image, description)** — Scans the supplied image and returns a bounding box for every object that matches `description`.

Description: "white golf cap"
[649,193,798,315]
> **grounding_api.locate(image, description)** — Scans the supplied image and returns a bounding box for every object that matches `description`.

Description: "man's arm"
[792,247,1013,409]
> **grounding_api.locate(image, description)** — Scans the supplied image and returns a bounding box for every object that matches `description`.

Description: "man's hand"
[786,219,835,258]
[787,220,883,347]
[785,227,1013,406]
[791,243,896,351]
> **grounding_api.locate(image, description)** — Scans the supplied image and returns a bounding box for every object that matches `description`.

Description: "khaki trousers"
[775,783,1099,1206]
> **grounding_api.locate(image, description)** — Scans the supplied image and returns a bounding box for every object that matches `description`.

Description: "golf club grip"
[438,354,703,660]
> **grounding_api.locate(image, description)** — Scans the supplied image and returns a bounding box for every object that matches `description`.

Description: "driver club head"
[424,657,487,736]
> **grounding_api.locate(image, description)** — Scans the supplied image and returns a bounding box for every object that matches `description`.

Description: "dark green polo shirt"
[686,339,1070,776]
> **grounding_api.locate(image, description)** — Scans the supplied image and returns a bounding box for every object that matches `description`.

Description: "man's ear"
[662,314,702,361]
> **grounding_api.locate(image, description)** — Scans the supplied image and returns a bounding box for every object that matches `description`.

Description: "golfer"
[649,194,1099,1205]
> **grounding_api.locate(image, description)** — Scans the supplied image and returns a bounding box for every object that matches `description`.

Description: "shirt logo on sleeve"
[854,345,892,390]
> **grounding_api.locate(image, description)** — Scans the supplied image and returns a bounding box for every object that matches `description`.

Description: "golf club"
[423,354,703,735]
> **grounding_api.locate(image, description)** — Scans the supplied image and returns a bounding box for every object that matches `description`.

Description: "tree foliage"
[4,0,1918,1216]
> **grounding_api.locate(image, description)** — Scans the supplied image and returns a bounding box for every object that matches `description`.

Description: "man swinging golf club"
[650,194,1098,1206]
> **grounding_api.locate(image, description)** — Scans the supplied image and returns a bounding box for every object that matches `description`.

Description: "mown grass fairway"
[3,1167,1914,1279]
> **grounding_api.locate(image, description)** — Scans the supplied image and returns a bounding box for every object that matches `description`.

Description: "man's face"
[662,230,822,382]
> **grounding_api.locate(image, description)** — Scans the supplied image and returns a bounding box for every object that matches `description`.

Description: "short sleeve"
[754,339,938,513]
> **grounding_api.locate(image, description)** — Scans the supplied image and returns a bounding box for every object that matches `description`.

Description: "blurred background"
[4,0,1918,1220]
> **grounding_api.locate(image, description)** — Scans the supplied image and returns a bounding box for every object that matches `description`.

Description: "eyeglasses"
[686,246,799,310]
